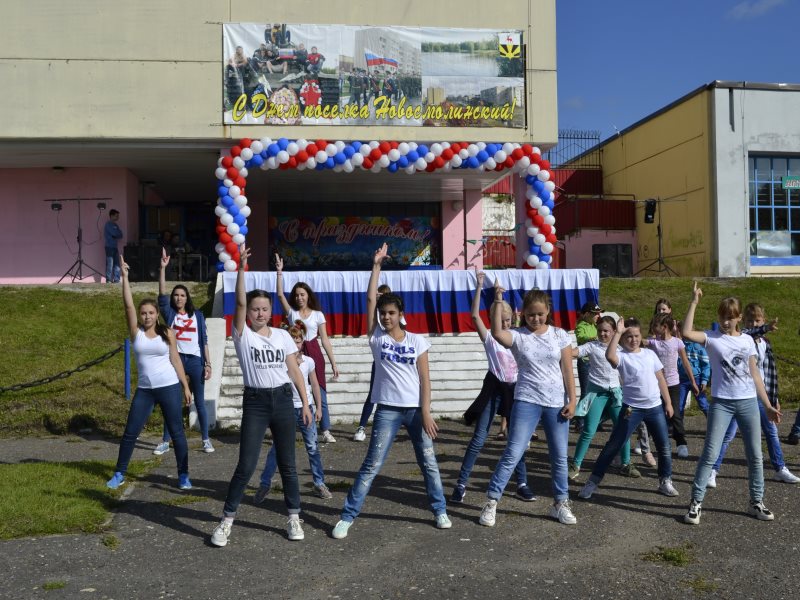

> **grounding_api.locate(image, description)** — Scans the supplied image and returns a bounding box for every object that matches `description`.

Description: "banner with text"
[223,23,524,128]
[268,215,440,270]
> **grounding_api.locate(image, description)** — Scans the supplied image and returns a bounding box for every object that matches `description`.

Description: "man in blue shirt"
[104,209,123,283]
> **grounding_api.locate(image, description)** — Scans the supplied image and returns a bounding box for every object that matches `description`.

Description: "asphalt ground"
[1,414,799,600]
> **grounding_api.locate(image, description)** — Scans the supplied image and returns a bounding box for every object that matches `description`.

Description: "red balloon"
[306,143,318,155]
[226,167,239,179]
[315,139,328,150]
[362,157,374,169]
[540,224,553,236]
[389,141,399,149]
[239,138,252,148]
[450,143,461,153]
[433,156,445,169]
[369,148,382,161]
[530,154,541,165]
[504,157,515,168]
[296,150,309,162]
[287,156,297,168]
[540,159,551,170]
[279,162,290,170]
[495,164,504,171]
[219,232,232,244]
[511,148,524,160]
[522,144,533,155]
[216,225,226,235]
[226,242,238,254]
[441,148,454,160]
[379,141,391,153]
[533,215,544,227]
[221,156,233,168]
[546,233,557,244]
[230,146,242,157]
[522,262,531,269]
[425,163,436,172]
[526,209,538,220]
[234,177,246,188]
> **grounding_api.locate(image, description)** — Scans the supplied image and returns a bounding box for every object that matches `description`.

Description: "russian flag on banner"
[384,57,398,68]
[222,269,599,337]
[364,50,383,67]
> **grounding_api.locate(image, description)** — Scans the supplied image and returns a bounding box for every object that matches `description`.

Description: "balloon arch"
[213,138,557,271]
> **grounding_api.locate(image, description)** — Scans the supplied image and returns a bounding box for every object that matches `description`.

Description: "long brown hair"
[138,299,170,343]
[521,289,555,325]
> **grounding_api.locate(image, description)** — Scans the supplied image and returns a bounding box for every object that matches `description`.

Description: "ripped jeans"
[340,404,446,522]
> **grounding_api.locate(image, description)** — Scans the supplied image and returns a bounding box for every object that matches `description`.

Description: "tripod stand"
[46,197,111,283]
[634,198,679,277]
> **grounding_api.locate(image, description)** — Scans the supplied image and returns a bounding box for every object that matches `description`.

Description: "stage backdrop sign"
[269,215,440,270]
[223,23,524,128]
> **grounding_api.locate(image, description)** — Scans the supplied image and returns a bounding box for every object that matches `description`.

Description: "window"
[749,154,800,265]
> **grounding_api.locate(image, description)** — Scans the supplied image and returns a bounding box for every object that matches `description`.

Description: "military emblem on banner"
[498,32,521,59]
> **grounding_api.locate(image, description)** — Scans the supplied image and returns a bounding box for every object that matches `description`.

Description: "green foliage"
[101,534,120,550]
[642,543,694,566]
[42,581,66,591]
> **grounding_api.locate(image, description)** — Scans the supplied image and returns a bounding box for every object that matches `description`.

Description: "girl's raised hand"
[120,254,130,278]
[475,270,485,288]
[374,243,389,266]
[493,277,505,302]
[274,253,283,272]
[239,244,251,269]
[160,246,170,269]
[691,280,703,303]
[616,317,625,333]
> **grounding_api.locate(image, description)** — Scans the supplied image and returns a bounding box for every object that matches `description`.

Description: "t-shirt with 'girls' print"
[615,349,664,409]
[290,355,315,409]
[233,325,297,389]
[510,325,571,408]
[704,330,757,399]
[484,335,517,383]
[288,309,326,340]
[369,329,431,408]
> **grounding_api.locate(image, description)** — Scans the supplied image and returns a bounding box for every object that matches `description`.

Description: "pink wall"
[441,189,483,270]
[562,229,638,270]
[0,168,138,284]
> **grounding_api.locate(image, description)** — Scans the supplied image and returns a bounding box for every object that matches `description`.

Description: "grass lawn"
[0,459,157,539]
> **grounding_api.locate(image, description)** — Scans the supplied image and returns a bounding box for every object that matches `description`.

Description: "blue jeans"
[105,247,120,283]
[320,387,331,432]
[678,379,709,415]
[340,405,446,522]
[222,385,299,516]
[714,401,785,473]
[358,363,377,428]
[487,401,570,502]
[115,382,188,476]
[163,354,209,441]
[261,405,325,487]
[589,404,672,483]
[691,397,763,503]
[791,409,800,438]
[457,393,527,488]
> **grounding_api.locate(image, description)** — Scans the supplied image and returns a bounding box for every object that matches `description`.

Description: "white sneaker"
[211,519,232,547]
[774,467,800,484]
[748,500,775,521]
[684,500,702,525]
[153,441,170,455]
[352,427,366,442]
[677,444,689,458]
[479,499,497,527]
[578,480,598,499]
[706,469,718,489]
[658,477,679,497]
[633,446,643,456]
[435,513,452,529]
[332,519,352,539]
[287,517,304,541]
[549,499,577,525]
[320,430,337,443]
[202,439,215,453]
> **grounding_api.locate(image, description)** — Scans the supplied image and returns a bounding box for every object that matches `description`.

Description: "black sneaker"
[515,484,536,502]
[450,485,466,504]
[786,433,800,446]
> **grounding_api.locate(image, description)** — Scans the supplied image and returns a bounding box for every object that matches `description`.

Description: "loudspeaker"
[592,244,633,278]
[644,199,657,224]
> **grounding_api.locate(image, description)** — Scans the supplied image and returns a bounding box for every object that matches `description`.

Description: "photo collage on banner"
[223,23,524,128]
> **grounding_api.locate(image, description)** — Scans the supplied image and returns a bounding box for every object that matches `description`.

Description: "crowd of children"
[109,243,800,544]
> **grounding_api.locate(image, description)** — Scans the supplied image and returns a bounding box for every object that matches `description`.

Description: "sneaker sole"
[210,537,228,547]
[478,518,495,527]
[684,515,701,525]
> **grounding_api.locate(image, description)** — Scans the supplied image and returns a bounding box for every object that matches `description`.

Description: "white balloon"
[370,164,381,173]
[527,164,541,177]
[502,142,514,154]
[536,261,549,270]
[250,140,264,154]
[484,158,496,170]
[223,178,233,187]
[459,149,469,159]
[351,153,364,166]
[214,205,226,217]
[538,170,551,182]
[476,142,486,150]
[232,156,245,170]
[215,243,226,254]
[220,213,234,226]
[316,150,328,163]
[259,137,273,147]
[544,215,556,225]
[467,144,479,157]
[217,157,225,167]
[286,142,299,156]
[326,144,337,156]
[232,233,245,244]
[398,142,410,155]
[544,181,556,193]
[526,226,538,237]
[527,254,540,267]
[388,149,400,162]
[265,157,278,169]
[405,165,416,174]
[450,155,463,168]
[359,144,371,156]
[306,157,317,169]
[277,150,290,164]
[377,155,390,168]
[343,161,354,173]
[239,167,248,178]
[534,233,546,246]
[422,152,432,163]
[430,143,443,156]
[335,140,345,151]
[333,164,344,172]
[551,226,556,234]
[538,205,551,216]
[226,223,240,236]
[224,259,237,272]
[296,163,307,171]
[443,163,452,171]
[295,138,308,150]
[368,140,379,149]
[441,142,450,149]
[218,251,231,262]
[240,148,254,161]
[215,167,227,180]
[228,185,241,198]
[517,156,530,170]
[532,146,541,155]
[541,242,554,254]
[415,157,427,170]
[524,218,533,228]
[234,195,247,208]
[530,196,543,209]
[525,188,535,200]
[408,142,418,150]
[494,150,507,163]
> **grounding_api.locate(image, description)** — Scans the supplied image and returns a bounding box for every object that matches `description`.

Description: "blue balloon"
[477,150,489,163]
[325,157,335,169]
[388,162,398,173]
[485,144,498,156]
[239,225,248,236]
[277,137,289,150]
[260,149,269,159]
[221,195,234,208]
[398,156,409,168]
[343,146,355,158]
[533,180,545,194]
[351,141,362,151]
[227,204,240,217]
[234,214,246,226]
[531,244,541,254]
[467,156,479,169]
[460,161,469,168]
[216,262,225,272]
[315,162,326,170]
[525,175,536,185]
[540,254,552,264]
[251,154,264,167]
[267,143,280,156]
[417,144,429,156]
[544,199,555,210]
[334,152,346,165]
[407,150,419,162]
[217,186,228,198]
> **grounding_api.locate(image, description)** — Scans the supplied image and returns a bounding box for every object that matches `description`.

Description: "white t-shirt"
[615,349,664,409]
[290,355,315,408]
[484,335,518,383]
[288,309,326,340]
[754,337,767,379]
[233,325,297,389]
[704,330,757,399]
[578,340,620,389]
[369,329,431,408]
[133,329,179,389]
[171,313,201,357]
[510,326,571,407]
